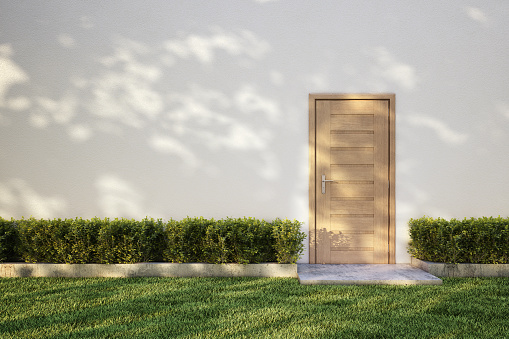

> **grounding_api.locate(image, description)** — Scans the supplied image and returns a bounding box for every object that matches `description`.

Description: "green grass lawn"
[1,277,508,338]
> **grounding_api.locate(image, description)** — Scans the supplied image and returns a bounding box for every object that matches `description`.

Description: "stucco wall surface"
[1,1,508,263]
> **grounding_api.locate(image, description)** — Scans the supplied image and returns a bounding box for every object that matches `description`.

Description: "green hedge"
[0,218,18,262]
[0,217,305,264]
[408,216,509,264]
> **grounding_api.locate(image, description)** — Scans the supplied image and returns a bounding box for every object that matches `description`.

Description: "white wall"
[1,1,508,263]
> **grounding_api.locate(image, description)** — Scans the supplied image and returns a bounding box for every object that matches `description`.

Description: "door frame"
[309,93,396,264]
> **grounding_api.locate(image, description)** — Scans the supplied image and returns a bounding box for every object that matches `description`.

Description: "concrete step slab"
[297,264,442,285]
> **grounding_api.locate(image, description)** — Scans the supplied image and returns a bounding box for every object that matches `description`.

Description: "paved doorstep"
[297,264,443,285]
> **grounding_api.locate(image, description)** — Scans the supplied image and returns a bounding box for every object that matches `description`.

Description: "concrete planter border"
[0,263,297,278]
[411,257,509,278]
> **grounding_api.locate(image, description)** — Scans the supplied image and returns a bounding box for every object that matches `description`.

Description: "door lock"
[321,175,335,194]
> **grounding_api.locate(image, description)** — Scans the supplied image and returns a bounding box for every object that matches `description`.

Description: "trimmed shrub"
[272,218,306,264]
[1,216,306,264]
[162,217,292,264]
[203,217,275,264]
[163,217,211,263]
[408,216,509,264]
[98,217,165,264]
[0,217,19,262]
[13,217,164,264]
[64,217,102,263]
[16,217,69,263]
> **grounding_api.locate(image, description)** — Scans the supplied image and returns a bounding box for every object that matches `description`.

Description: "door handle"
[321,175,335,194]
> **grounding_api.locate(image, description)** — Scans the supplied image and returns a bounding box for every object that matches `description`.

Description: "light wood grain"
[331,149,373,164]
[330,100,374,114]
[373,100,389,264]
[308,95,316,264]
[331,165,374,181]
[331,115,373,130]
[309,94,395,264]
[330,232,374,249]
[331,201,374,215]
[315,100,331,265]
[330,216,374,232]
[331,133,374,147]
[389,95,396,263]
[330,183,374,198]
[330,250,373,264]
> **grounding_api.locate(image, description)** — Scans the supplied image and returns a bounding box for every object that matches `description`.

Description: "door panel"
[330,183,374,197]
[331,133,374,147]
[330,200,374,215]
[330,233,374,249]
[330,216,374,232]
[331,115,374,130]
[331,165,374,181]
[330,251,373,264]
[310,94,395,264]
[331,149,373,164]
[330,100,376,113]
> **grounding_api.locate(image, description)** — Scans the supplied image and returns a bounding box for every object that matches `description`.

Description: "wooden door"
[309,94,395,264]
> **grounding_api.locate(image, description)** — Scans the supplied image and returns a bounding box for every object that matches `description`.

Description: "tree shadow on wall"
[0,20,305,219]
